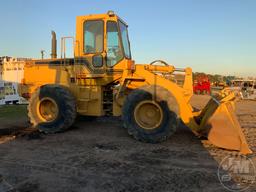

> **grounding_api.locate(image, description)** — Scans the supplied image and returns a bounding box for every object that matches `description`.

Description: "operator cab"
[75,11,132,71]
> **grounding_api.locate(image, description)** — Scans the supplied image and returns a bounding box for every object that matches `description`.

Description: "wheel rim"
[37,97,59,122]
[134,100,163,130]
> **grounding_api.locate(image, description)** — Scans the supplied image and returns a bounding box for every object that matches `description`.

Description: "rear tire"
[122,85,178,143]
[28,85,77,133]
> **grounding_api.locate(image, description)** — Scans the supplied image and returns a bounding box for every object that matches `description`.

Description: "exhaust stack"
[51,31,57,59]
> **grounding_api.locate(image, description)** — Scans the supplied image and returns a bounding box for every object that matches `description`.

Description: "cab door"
[106,21,124,68]
[83,20,106,74]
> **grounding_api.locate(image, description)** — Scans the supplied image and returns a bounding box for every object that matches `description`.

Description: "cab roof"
[76,11,128,26]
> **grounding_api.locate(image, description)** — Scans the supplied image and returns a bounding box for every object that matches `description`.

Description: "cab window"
[107,21,123,67]
[84,20,104,54]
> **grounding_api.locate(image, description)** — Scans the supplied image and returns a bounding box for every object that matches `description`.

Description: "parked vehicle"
[193,75,211,95]
[230,80,256,100]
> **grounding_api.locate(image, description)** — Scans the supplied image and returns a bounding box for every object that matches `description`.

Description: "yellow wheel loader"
[20,11,252,154]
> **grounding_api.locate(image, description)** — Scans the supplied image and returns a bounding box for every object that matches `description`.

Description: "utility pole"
[41,50,45,60]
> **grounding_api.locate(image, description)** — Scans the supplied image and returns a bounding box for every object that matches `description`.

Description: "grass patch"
[0,105,27,120]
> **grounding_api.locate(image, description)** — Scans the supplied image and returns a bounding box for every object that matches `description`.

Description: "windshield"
[119,21,131,59]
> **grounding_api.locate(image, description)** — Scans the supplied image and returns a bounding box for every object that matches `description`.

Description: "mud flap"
[196,98,252,155]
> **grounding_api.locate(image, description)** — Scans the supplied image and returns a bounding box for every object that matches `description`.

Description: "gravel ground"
[0,95,255,192]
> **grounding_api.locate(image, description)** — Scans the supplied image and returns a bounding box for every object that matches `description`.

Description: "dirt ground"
[0,95,256,192]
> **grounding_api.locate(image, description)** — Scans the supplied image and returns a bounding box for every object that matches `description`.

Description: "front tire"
[28,85,76,133]
[122,85,178,143]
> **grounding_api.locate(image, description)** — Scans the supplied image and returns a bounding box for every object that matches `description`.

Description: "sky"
[0,0,255,77]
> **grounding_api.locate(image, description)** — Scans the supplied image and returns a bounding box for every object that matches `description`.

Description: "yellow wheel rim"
[134,100,163,130]
[37,97,59,122]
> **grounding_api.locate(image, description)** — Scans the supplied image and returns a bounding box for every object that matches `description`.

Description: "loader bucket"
[196,97,252,155]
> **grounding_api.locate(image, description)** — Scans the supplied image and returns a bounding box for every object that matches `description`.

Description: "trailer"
[0,57,29,104]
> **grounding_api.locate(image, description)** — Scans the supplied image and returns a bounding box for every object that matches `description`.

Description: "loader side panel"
[22,62,105,117]
[23,63,70,93]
